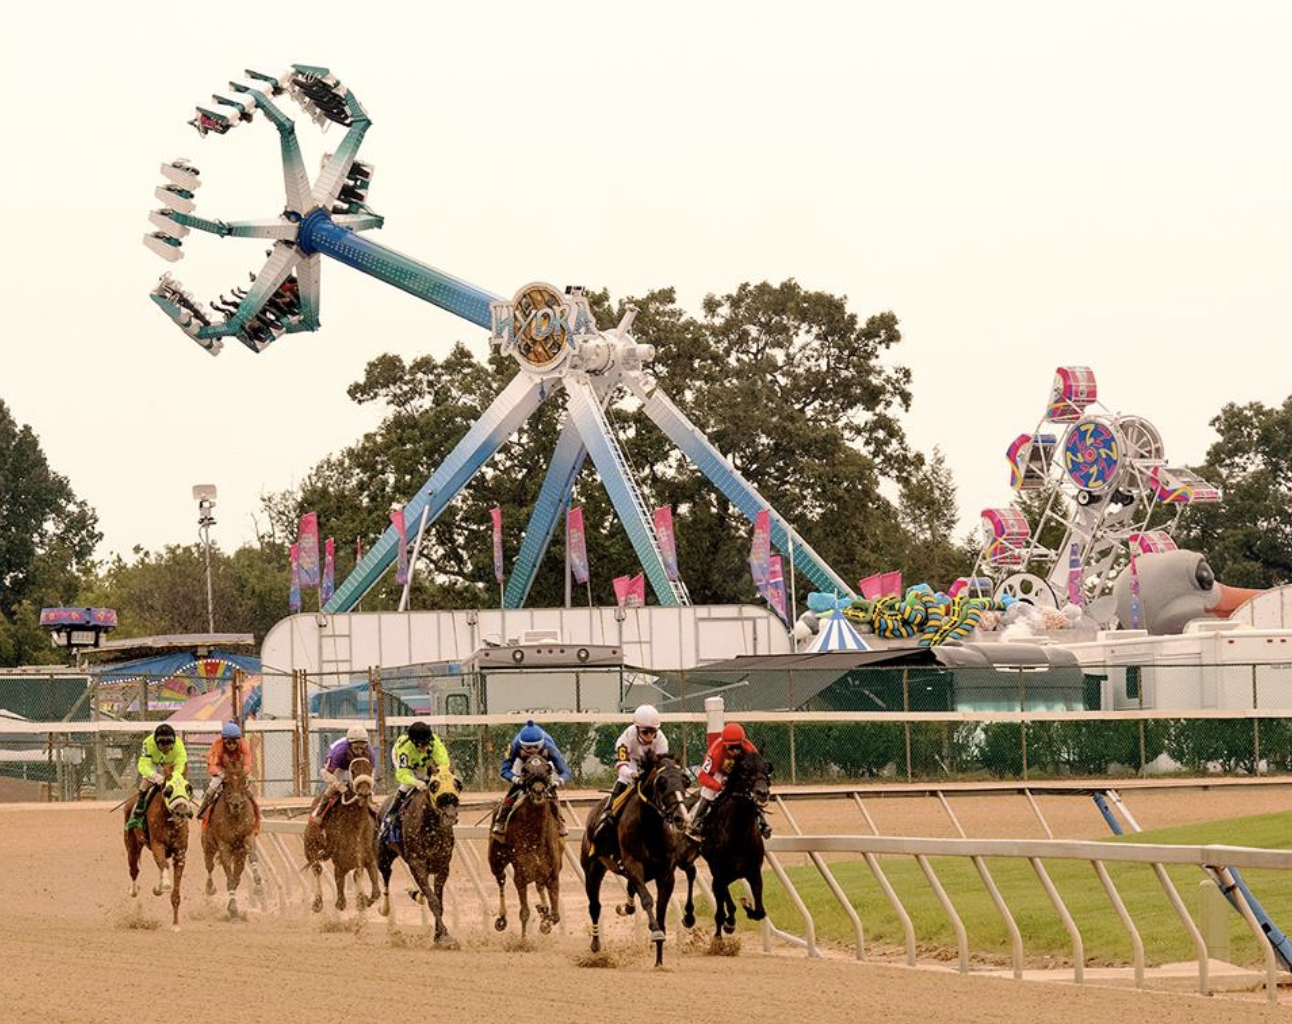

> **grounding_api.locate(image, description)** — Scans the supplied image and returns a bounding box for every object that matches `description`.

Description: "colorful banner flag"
[879,571,903,598]
[765,555,789,625]
[653,506,679,581]
[321,537,335,604]
[749,509,771,591]
[390,507,408,586]
[614,574,646,607]
[297,512,320,588]
[289,543,301,614]
[491,505,505,584]
[1128,555,1142,629]
[567,506,589,585]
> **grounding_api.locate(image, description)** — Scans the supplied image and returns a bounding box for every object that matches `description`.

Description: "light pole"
[192,484,217,634]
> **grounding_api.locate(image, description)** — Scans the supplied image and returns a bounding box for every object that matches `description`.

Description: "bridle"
[636,758,689,828]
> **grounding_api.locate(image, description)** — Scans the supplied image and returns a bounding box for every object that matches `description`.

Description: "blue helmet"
[221,721,242,740]
[518,720,544,746]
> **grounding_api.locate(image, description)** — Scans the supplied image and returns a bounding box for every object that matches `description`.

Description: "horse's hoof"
[650,929,666,942]
[153,887,163,897]
[615,902,635,917]
[723,920,735,935]
[590,937,601,954]
[494,917,507,932]
[407,888,424,905]
[252,886,264,899]
[311,897,323,914]
[539,919,552,935]
[205,879,215,897]
[683,913,696,929]
[227,898,238,917]
[172,925,180,934]
[434,934,458,949]
[129,885,138,899]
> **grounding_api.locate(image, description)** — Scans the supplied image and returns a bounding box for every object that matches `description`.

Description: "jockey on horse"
[491,719,571,839]
[686,722,773,842]
[378,720,450,842]
[590,704,668,846]
[311,725,376,825]
[195,721,257,823]
[126,723,188,831]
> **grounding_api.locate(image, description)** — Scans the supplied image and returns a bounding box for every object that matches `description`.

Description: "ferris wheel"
[973,366,1221,614]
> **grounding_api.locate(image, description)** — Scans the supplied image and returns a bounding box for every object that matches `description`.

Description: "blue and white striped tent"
[806,610,870,653]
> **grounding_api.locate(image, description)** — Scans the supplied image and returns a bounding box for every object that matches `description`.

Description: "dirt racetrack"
[3,784,1290,1024]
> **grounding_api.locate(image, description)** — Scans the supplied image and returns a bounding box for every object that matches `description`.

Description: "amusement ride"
[143,65,855,614]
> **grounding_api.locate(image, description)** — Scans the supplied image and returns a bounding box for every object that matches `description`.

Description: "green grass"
[749,811,1292,966]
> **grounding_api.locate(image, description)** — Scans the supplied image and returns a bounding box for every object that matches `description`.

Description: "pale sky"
[2,3,1289,572]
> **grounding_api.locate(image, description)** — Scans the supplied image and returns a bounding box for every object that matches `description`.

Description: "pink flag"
[321,537,335,603]
[491,506,504,584]
[567,506,589,585]
[653,506,679,581]
[289,543,301,613]
[879,571,903,598]
[858,574,882,600]
[390,507,408,586]
[749,509,771,591]
[765,555,789,625]
[626,573,646,608]
[297,512,320,588]
[613,575,630,607]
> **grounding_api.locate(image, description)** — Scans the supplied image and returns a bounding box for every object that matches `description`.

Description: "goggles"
[637,726,658,738]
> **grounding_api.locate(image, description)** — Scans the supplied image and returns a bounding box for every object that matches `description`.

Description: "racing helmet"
[221,721,242,740]
[408,721,433,747]
[346,725,369,744]
[720,723,746,745]
[633,704,662,730]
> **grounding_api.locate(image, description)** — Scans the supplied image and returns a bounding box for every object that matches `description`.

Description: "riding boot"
[379,790,405,841]
[596,779,627,841]
[757,808,773,838]
[551,797,568,837]
[125,787,150,831]
[491,795,515,839]
[685,798,712,842]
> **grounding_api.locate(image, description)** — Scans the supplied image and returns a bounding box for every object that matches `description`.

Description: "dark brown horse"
[693,748,773,938]
[376,766,461,946]
[124,772,195,930]
[581,750,694,967]
[201,765,262,917]
[487,755,563,938]
[304,754,379,913]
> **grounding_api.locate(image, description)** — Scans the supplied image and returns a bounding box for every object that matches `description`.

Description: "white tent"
[806,610,870,653]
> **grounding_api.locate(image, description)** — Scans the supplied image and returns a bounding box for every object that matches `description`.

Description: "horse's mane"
[726,747,772,788]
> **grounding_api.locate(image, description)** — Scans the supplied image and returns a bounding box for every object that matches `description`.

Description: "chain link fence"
[2,663,1291,800]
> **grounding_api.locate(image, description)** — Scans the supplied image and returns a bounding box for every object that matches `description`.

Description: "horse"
[124,771,195,930]
[487,754,563,938]
[694,747,773,938]
[376,765,461,946]
[303,754,380,914]
[200,764,263,917]
[580,750,695,967]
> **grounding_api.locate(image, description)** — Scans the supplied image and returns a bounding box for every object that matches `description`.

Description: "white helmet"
[632,704,662,729]
[346,725,369,744]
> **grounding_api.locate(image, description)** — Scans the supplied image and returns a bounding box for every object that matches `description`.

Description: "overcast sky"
[2,3,1288,575]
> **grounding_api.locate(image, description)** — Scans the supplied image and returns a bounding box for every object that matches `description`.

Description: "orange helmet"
[720,723,746,745]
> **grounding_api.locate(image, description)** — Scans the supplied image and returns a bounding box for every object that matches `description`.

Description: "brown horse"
[487,755,563,938]
[304,754,380,913]
[124,772,195,930]
[376,766,461,946]
[200,765,262,917]
[581,750,694,967]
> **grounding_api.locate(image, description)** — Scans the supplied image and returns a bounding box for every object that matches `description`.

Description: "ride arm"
[500,738,521,781]
[545,741,572,784]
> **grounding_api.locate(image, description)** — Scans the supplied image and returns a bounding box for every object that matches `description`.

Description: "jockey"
[686,722,772,841]
[378,720,450,839]
[126,722,188,830]
[490,719,571,839]
[195,721,253,819]
[592,704,667,840]
[312,725,375,824]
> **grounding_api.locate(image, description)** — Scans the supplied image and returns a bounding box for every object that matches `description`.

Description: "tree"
[269,280,959,609]
[1173,398,1292,588]
[0,399,101,665]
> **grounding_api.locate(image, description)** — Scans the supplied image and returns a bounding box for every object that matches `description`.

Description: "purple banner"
[749,508,772,592]
[390,508,408,586]
[653,506,679,581]
[567,506,589,585]
[491,506,505,585]
[322,537,335,604]
[289,543,301,613]
[297,512,320,588]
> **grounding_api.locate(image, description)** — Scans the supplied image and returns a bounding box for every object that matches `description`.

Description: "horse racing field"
[2,785,1289,1024]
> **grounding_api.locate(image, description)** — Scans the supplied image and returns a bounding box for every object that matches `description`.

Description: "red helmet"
[720,723,746,745]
